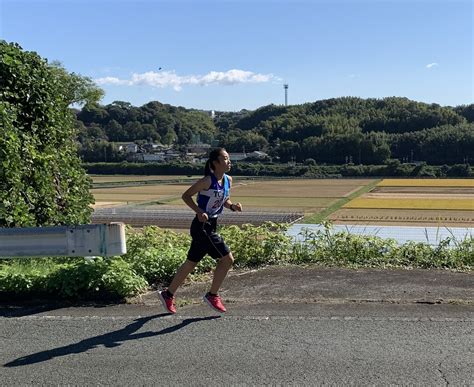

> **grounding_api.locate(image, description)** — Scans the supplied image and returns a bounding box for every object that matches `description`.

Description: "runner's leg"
[209,252,234,294]
[168,259,198,294]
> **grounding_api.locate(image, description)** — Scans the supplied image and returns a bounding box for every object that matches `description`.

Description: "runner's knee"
[221,253,234,265]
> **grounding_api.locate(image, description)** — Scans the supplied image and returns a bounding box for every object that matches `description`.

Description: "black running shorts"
[187,216,230,262]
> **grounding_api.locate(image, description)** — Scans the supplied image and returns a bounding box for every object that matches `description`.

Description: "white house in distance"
[115,143,139,153]
[228,152,248,161]
[187,143,211,154]
[228,151,268,162]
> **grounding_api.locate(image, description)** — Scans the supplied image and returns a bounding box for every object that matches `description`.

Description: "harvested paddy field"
[91,177,372,210]
[330,208,474,227]
[230,179,372,198]
[91,175,200,183]
[370,186,474,197]
[332,178,474,226]
[377,179,474,187]
[90,176,472,227]
[343,198,473,210]
[91,184,189,204]
[90,177,374,227]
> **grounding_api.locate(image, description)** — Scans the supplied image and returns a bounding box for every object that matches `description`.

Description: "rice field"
[90,176,473,227]
[331,178,474,226]
[90,177,373,220]
[91,184,189,203]
[91,175,200,183]
[331,209,474,226]
[343,198,474,211]
[377,179,474,187]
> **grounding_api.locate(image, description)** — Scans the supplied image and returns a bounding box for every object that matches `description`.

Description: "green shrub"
[220,222,293,267]
[0,223,471,301]
[291,223,473,270]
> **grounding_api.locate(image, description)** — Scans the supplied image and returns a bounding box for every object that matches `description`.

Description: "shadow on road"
[0,300,122,318]
[4,314,220,367]
[0,304,64,318]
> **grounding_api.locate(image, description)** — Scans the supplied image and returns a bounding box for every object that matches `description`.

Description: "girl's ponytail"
[203,147,226,176]
[204,160,212,176]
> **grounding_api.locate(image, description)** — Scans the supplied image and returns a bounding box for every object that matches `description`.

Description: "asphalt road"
[1,302,472,385]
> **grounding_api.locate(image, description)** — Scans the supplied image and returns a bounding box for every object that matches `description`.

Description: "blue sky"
[1,0,472,111]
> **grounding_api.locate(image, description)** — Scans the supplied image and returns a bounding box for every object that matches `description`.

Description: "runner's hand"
[197,211,209,222]
[233,203,243,212]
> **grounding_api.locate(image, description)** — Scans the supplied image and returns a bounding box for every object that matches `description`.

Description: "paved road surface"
[0,303,472,385]
[1,266,472,385]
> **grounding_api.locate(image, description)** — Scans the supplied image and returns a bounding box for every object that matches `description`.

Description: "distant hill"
[75,97,474,165]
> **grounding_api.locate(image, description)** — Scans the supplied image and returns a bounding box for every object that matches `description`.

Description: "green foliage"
[76,95,470,166]
[76,100,217,149]
[99,257,148,297]
[0,41,101,227]
[83,161,473,178]
[123,226,191,283]
[220,222,293,267]
[0,224,471,301]
[390,123,474,164]
[0,257,146,299]
[291,224,473,270]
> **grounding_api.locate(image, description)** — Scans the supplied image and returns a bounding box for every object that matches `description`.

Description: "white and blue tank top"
[197,174,230,218]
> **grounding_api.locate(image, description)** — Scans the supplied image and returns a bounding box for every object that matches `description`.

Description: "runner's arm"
[182,176,212,216]
[224,176,243,212]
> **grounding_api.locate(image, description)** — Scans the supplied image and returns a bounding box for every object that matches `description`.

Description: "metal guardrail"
[0,223,126,258]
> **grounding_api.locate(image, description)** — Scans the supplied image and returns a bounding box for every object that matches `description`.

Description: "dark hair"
[204,147,226,176]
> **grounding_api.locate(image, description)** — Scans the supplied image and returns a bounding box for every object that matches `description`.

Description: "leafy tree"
[0,41,103,226]
[76,103,108,125]
[454,104,474,123]
[79,140,125,162]
[223,131,268,152]
[105,119,126,141]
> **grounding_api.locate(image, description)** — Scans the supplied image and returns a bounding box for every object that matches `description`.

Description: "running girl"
[159,148,242,314]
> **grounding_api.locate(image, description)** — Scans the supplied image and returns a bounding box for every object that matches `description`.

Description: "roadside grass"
[1,222,471,301]
[302,179,381,223]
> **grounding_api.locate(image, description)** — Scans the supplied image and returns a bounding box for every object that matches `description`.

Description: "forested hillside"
[76,97,474,165]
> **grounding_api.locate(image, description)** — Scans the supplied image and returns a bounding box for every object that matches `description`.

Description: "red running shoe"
[158,290,176,314]
[203,293,226,313]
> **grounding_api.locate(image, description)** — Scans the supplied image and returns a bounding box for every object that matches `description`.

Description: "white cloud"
[425,63,439,69]
[95,69,276,91]
[95,76,130,86]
